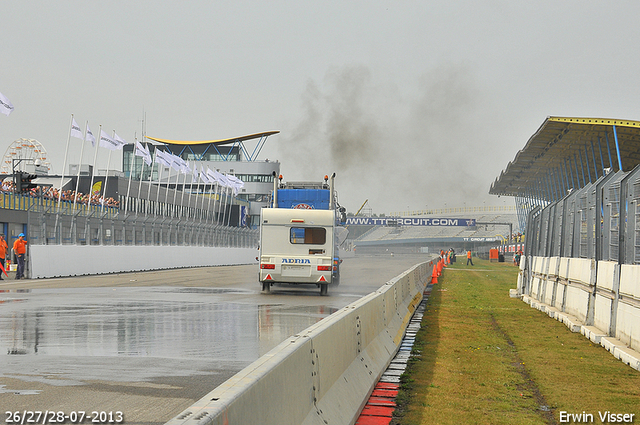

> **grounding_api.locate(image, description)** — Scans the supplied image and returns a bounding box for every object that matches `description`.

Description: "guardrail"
[165,257,435,425]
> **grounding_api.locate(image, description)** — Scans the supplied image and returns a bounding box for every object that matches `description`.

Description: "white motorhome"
[258,207,339,295]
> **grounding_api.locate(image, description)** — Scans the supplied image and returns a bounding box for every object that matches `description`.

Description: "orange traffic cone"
[431,264,438,284]
[437,260,442,277]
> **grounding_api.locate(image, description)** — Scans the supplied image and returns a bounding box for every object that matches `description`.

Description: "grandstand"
[351,210,520,254]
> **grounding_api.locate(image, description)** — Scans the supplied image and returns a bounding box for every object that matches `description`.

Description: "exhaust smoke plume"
[277,63,502,214]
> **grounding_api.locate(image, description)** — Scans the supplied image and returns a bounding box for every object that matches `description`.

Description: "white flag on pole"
[71,118,83,140]
[180,159,190,174]
[226,174,244,195]
[100,130,126,150]
[113,132,127,149]
[135,140,152,166]
[205,167,217,184]
[155,149,172,167]
[167,152,182,171]
[192,163,198,183]
[86,125,96,147]
[0,91,14,116]
[206,168,219,185]
[215,171,231,188]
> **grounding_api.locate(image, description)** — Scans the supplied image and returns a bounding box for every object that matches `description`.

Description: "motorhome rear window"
[290,227,326,244]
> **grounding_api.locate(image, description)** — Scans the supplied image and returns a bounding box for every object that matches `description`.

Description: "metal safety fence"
[524,165,640,264]
[1,191,258,248]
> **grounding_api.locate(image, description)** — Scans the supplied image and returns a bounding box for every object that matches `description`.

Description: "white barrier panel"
[165,259,433,425]
[542,256,560,305]
[563,258,594,323]
[521,256,640,370]
[530,256,544,299]
[617,265,640,351]
[593,261,618,334]
[29,245,258,278]
[552,257,569,310]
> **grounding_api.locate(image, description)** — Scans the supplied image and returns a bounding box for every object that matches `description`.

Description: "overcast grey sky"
[2,1,639,214]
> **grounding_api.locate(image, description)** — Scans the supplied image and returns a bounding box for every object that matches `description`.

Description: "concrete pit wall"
[28,245,259,278]
[165,257,435,425]
[519,255,640,371]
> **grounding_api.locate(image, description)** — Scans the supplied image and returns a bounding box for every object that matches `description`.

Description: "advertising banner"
[345,217,476,227]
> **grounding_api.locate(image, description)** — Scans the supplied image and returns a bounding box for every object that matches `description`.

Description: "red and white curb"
[355,285,433,425]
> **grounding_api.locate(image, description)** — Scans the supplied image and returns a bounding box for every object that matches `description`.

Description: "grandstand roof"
[489,117,640,198]
[146,131,279,146]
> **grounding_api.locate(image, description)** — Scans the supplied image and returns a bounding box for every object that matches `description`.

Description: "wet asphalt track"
[0,253,429,425]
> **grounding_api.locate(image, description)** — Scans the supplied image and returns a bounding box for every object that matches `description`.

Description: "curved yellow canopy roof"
[146,131,280,146]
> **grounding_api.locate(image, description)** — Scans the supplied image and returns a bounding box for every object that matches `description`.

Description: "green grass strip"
[392,258,640,424]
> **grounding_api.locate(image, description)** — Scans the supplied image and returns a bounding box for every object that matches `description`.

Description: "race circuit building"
[124,131,280,228]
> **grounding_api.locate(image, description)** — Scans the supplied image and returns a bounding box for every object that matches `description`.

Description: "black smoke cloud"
[276,63,502,214]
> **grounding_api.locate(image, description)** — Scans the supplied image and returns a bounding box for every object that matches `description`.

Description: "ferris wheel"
[0,138,51,174]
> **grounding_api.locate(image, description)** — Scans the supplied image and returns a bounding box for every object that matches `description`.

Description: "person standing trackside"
[466,250,474,266]
[0,234,7,280]
[13,233,27,279]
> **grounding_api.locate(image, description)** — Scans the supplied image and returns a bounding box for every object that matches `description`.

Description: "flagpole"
[199,166,209,225]
[163,165,173,215]
[101,130,116,214]
[197,166,204,222]
[57,114,75,212]
[155,154,164,212]
[101,149,112,213]
[171,162,181,206]
[206,174,215,225]
[73,120,88,211]
[213,177,222,225]
[191,170,201,244]
[125,137,137,213]
[226,186,235,227]
[138,141,147,211]
[89,125,102,207]
[209,182,219,226]
[145,142,154,216]
[229,184,235,226]
[186,163,195,221]
[179,164,188,217]
[221,184,230,226]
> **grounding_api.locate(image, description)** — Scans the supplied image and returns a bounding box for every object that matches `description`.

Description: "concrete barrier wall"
[530,256,544,299]
[542,256,560,306]
[617,265,640,349]
[554,257,570,310]
[521,256,640,370]
[165,258,434,425]
[594,261,618,334]
[29,245,258,278]
[563,258,595,322]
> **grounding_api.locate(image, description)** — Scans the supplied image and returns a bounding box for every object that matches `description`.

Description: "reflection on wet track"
[0,255,430,423]
[0,287,337,361]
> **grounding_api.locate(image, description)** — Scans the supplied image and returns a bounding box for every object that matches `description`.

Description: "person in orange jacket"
[13,233,27,279]
[0,234,8,280]
[466,250,474,266]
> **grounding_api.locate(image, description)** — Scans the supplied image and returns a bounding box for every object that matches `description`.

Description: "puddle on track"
[0,287,338,360]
